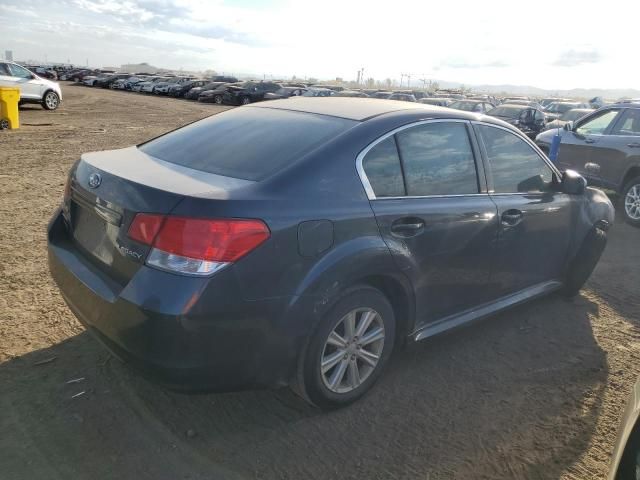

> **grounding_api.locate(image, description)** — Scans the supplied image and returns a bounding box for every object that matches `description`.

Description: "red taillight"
[152,217,270,262]
[128,213,165,245]
[128,214,270,274]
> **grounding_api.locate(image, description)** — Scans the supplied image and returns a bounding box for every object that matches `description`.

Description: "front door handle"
[501,209,523,227]
[628,142,640,148]
[391,219,425,237]
[584,138,596,144]
[584,162,601,174]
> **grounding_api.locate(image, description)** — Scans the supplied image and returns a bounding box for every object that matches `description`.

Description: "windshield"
[140,108,356,181]
[450,101,477,111]
[547,103,577,113]
[561,109,590,121]
[488,106,523,118]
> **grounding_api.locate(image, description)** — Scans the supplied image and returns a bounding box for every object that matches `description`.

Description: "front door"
[556,108,623,185]
[475,123,573,294]
[360,120,499,328]
[7,63,43,100]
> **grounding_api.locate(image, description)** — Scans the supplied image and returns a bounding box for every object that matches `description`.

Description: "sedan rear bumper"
[47,209,299,391]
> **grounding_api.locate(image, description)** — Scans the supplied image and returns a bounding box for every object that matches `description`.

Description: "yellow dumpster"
[0,87,20,130]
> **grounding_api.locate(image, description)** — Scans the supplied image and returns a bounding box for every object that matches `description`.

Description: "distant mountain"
[429,79,640,100]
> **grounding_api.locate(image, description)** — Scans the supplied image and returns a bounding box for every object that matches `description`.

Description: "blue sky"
[1,0,638,90]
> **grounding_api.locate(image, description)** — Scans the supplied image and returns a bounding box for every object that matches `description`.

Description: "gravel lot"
[1,85,639,480]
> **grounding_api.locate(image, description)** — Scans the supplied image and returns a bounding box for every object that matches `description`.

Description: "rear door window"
[140,108,356,181]
[611,109,640,136]
[395,122,479,196]
[361,137,405,197]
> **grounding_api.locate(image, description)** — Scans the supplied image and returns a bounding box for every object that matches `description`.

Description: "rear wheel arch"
[356,274,414,348]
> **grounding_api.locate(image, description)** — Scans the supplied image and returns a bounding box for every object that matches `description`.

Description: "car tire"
[214,95,223,105]
[622,176,640,227]
[42,91,60,111]
[241,96,251,105]
[293,286,395,410]
[562,227,607,297]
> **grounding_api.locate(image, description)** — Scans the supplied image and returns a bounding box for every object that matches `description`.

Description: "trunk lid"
[65,146,252,284]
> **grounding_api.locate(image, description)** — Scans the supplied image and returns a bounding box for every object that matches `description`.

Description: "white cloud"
[1,0,640,89]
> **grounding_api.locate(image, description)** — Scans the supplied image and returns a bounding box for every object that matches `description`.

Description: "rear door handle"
[390,220,425,237]
[628,142,640,148]
[584,138,596,144]
[501,209,523,227]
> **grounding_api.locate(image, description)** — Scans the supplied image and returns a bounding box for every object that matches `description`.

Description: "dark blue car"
[48,98,614,409]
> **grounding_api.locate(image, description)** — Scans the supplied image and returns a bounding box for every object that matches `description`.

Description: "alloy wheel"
[625,184,640,220]
[320,308,385,394]
[45,92,59,110]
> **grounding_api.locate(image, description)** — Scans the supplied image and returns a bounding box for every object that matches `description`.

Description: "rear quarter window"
[139,108,356,181]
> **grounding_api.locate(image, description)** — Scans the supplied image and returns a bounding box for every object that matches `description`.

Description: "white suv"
[0,61,62,110]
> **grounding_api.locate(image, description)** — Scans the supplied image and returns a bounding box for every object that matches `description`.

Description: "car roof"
[249,96,486,121]
[496,103,529,109]
[608,102,640,108]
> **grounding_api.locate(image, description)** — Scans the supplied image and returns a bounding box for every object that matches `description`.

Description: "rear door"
[475,123,573,294]
[556,108,623,183]
[360,120,499,327]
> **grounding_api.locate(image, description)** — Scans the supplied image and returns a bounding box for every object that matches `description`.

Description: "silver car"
[0,61,62,110]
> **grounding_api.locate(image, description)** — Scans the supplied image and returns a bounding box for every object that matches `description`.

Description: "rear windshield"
[488,106,523,118]
[139,107,356,181]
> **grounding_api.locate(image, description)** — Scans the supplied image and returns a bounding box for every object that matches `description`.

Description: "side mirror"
[563,121,574,131]
[562,169,587,195]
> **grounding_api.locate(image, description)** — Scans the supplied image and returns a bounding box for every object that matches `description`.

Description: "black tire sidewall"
[622,176,640,227]
[563,227,607,297]
[301,286,395,409]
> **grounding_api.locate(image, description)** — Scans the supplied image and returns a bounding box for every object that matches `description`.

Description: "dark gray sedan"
[48,98,614,409]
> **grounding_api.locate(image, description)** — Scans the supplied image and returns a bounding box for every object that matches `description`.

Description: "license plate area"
[70,199,121,266]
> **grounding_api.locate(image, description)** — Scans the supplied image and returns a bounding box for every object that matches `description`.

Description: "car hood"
[35,75,62,97]
[493,115,519,124]
[543,119,567,130]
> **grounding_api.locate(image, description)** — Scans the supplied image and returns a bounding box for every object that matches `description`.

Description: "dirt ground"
[1,85,639,480]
